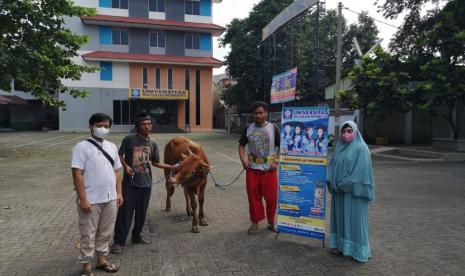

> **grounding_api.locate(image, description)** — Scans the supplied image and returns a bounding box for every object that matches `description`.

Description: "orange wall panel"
[200,68,213,130]
[129,64,142,88]
[128,64,213,130]
[177,101,185,129]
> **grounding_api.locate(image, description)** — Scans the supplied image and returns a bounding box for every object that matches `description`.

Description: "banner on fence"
[277,106,329,239]
[270,68,297,104]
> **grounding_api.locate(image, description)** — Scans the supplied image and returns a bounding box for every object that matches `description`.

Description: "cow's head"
[168,147,211,187]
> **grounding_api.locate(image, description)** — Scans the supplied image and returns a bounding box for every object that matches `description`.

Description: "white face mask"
[93,127,110,139]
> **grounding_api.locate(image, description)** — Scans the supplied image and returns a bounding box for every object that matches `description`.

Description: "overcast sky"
[212,0,405,75]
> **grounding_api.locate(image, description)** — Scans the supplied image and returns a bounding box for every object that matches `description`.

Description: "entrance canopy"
[0,95,29,106]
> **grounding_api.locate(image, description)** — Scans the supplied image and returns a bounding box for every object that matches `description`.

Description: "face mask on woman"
[341,129,355,143]
[93,127,110,139]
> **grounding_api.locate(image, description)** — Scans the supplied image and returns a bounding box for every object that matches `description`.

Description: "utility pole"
[334,2,342,140]
[316,1,320,49]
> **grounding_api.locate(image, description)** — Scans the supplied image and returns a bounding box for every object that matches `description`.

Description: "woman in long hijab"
[327,121,375,263]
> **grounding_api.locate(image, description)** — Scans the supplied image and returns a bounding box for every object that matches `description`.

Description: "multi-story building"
[59,0,224,131]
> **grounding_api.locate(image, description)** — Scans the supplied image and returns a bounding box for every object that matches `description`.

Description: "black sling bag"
[86,139,115,167]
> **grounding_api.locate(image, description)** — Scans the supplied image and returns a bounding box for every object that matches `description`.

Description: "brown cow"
[164,137,211,233]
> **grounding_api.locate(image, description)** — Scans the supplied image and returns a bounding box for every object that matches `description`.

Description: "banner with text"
[270,68,297,104]
[277,106,329,240]
[129,88,188,100]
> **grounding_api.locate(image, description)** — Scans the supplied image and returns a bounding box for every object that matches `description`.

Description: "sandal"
[267,224,277,233]
[331,249,342,255]
[81,269,94,276]
[96,262,119,273]
[247,224,259,235]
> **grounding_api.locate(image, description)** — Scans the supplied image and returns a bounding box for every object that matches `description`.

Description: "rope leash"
[151,166,177,185]
[209,168,246,190]
[152,175,168,185]
[151,165,245,190]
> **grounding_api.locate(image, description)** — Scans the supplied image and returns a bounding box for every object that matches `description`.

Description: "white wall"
[149,12,166,20]
[62,51,130,89]
[73,0,98,8]
[98,7,129,17]
[328,115,357,136]
[185,15,212,24]
[59,88,129,131]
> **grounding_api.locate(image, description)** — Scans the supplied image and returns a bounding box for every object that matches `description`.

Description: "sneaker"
[132,236,151,244]
[110,244,123,254]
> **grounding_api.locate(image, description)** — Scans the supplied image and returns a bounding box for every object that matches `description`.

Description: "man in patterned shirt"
[238,101,280,234]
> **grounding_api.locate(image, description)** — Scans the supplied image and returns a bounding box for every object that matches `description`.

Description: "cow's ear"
[181,153,188,160]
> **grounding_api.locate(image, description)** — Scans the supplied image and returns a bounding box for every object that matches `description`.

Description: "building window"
[112,0,128,9]
[185,69,190,125]
[149,32,166,48]
[113,100,137,125]
[100,62,112,81]
[185,33,200,50]
[149,0,165,12]
[112,29,128,45]
[195,70,200,125]
[143,67,148,88]
[13,80,26,91]
[185,0,200,15]
[155,68,161,89]
[168,68,173,89]
[99,26,112,45]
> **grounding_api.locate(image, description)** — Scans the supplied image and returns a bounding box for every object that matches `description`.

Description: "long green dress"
[327,121,375,263]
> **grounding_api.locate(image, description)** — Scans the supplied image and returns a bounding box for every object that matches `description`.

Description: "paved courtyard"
[0,131,464,276]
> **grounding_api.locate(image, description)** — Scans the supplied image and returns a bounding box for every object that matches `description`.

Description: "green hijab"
[327,121,375,201]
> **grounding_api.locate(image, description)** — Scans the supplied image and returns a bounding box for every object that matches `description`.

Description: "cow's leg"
[184,188,193,217]
[188,189,199,233]
[164,180,173,212]
[164,167,176,212]
[198,180,208,226]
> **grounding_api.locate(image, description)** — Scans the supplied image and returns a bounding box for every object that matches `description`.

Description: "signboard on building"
[129,88,189,100]
[270,68,297,104]
[277,106,329,240]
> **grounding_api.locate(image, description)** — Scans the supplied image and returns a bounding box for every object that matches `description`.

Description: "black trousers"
[113,185,151,246]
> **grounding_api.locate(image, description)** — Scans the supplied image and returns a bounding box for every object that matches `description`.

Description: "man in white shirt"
[71,113,123,275]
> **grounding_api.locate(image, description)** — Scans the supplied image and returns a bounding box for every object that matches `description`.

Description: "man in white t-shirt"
[71,113,123,275]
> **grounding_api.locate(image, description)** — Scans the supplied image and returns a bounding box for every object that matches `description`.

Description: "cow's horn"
[187,146,194,155]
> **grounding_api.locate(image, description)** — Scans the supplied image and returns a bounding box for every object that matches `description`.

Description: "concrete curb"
[370,146,465,162]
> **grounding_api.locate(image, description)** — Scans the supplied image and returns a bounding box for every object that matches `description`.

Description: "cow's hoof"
[199,218,208,226]
[191,226,200,233]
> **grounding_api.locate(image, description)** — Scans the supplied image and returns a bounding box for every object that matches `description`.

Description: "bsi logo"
[131,89,141,98]
[283,109,293,119]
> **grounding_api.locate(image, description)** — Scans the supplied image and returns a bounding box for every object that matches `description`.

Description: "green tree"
[220,0,379,111]
[375,0,442,54]
[407,0,465,139]
[220,0,293,112]
[368,0,465,139]
[0,0,96,107]
[341,47,412,121]
[343,12,379,67]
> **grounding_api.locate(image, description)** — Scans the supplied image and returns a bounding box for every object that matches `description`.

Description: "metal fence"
[225,112,283,134]
[223,109,357,135]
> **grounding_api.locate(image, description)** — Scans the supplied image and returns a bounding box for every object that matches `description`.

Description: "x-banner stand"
[274,102,326,250]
